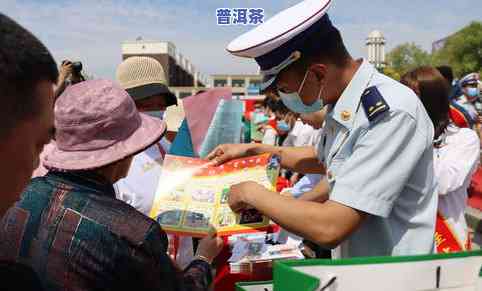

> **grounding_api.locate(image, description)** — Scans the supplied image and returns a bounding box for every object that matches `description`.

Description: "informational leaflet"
[198,99,243,158]
[149,153,280,237]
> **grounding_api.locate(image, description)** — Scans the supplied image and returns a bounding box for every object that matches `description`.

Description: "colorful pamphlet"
[149,153,280,237]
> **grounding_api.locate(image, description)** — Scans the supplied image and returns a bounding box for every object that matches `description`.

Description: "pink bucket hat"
[44,79,167,171]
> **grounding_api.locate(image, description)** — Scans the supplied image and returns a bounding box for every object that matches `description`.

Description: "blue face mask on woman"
[277,120,291,132]
[278,69,323,114]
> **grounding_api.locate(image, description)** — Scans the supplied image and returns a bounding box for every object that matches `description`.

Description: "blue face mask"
[277,120,291,132]
[466,87,480,99]
[278,70,324,114]
[145,111,165,120]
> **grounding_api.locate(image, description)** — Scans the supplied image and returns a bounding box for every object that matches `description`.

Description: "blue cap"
[460,73,480,87]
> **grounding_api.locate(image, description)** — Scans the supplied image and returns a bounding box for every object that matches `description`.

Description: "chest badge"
[341,110,351,121]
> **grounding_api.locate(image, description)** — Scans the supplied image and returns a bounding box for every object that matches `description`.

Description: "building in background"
[169,74,264,100]
[366,30,386,70]
[211,74,263,99]
[121,38,209,88]
[121,39,266,100]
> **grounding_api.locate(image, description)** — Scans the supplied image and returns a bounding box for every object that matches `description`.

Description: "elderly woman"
[0,79,222,291]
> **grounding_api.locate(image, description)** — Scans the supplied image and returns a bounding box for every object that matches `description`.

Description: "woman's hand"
[195,232,224,264]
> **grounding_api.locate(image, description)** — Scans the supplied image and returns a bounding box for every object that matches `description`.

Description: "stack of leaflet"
[228,232,304,274]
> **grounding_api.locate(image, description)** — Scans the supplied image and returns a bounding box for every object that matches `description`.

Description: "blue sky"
[2,0,481,79]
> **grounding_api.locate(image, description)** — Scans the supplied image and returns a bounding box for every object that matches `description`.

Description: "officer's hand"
[228,181,263,213]
[206,144,253,166]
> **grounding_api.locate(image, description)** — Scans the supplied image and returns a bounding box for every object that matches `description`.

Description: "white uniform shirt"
[434,124,480,248]
[115,138,170,215]
[262,127,278,145]
[318,59,437,258]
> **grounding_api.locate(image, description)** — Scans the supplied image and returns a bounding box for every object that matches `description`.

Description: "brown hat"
[116,56,177,107]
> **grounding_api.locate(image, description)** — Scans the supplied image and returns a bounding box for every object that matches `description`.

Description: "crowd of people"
[0,13,222,291]
[0,0,481,289]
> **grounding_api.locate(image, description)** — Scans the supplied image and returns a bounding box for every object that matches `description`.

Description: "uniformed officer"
[207,0,437,258]
[452,73,482,131]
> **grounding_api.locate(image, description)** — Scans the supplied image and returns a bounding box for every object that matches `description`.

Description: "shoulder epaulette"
[361,86,390,122]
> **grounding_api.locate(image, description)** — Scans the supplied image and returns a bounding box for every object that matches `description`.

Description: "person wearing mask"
[277,108,332,259]
[278,102,315,149]
[260,100,283,145]
[277,104,316,186]
[115,56,178,215]
[0,13,58,290]
[459,73,480,104]
[452,73,481,129]
[250,102,271,143]
[0,80,223,291]
[401,67,480,253]
[115,56,197,268]
[289,108,328,200]
[208,0,436,258]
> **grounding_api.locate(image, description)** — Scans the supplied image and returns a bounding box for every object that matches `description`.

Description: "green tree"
[432,21,482,78]
[385,42,432,77]
[381,66,401,81]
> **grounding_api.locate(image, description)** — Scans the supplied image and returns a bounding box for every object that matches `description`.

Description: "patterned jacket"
[0,171,211,291]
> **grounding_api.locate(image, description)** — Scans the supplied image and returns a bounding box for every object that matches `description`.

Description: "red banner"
[435,212,465,253]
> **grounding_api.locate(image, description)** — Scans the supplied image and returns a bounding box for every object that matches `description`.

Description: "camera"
[72,61,83,75]
[62,60,83,75]
[61,60,85,84]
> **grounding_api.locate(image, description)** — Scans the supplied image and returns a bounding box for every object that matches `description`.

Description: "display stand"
[237,251,482,291]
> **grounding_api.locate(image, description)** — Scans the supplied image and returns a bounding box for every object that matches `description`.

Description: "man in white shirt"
[282,119,316,148]
[114,56,178,215]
